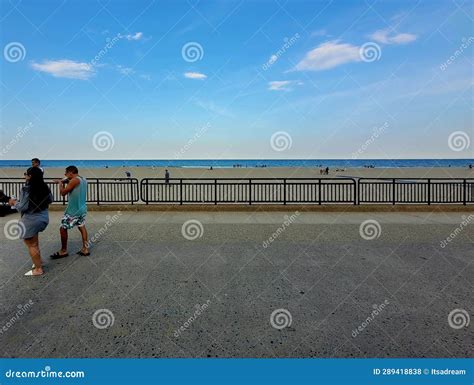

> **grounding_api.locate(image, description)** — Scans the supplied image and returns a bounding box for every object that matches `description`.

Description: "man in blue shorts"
[50,165,89,259]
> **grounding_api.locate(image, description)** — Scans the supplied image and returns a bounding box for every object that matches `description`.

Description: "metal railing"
[0,177,472,205]
[140,178,357,205]
[0,178,139,205]
[358,178,474,205]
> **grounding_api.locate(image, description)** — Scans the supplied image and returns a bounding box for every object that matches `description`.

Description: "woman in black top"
[8,167,53,276]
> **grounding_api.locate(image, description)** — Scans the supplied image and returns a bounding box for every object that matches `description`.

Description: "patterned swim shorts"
[60,214,86,230]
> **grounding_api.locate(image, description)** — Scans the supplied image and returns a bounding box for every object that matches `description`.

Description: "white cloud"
[116,65,135,75]
[31,59,94,80]
[294,41,361,71]
[369,29,417,45]
[268,80,301,91]
[184,72,207,80]
[119,32,143,41]
[294,29,416,72]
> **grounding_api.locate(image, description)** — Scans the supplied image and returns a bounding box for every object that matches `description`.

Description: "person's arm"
[47,187,53,204]
[58,178,80,197]
[11,187,30,214]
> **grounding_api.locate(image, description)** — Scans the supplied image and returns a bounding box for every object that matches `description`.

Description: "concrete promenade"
[0,211,472,358]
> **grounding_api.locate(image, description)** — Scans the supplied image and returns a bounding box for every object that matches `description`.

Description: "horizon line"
[1,158,473,161]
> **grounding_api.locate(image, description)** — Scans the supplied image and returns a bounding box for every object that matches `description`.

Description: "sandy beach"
[1,166,473,180]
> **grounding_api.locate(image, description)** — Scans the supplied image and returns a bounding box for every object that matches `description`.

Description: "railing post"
[318,179,322,205]
[463,179,467,206]
[130,179,134,205]
[356,179,360,205]
[180,179,183,205]
[427,179,431,205]
[249,179,252,205]
[145,179,149,205]
[392,179,396,205]
[354,179,357,205]
[283,179,286,205]
[96,179,100,205]
[214,179,217,205]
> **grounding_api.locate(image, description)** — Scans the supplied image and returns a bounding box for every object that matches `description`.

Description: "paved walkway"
[0,211,472,358]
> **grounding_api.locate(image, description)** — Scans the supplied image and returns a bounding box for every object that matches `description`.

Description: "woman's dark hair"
[26,167,50,212]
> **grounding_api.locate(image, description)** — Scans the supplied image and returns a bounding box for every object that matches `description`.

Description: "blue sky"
[1,0,473,160]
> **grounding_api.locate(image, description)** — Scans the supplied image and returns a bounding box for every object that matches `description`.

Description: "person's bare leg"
[78,226,89,254]
[59,226,68,255]
[24,235,43,275]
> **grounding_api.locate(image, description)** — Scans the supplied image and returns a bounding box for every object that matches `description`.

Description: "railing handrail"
[141,177,357,181]
[0,177,139,181]
[359,178,474,181]
[1,177,470,181]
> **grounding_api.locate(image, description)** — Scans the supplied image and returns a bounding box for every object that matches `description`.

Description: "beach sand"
[0,166,473,179]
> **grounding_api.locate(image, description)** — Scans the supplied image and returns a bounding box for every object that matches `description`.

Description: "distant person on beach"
[50,165,89,259]
[125,170,131,178]
[31,158,44,173]
[7,167,53,276]
[165,169,170,184]
[0,190,17,217]
[325,167,329,175]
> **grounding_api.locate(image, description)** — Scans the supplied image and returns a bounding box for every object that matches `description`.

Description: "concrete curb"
[47,204,474,212]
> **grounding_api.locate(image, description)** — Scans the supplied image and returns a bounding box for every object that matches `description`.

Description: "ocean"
[0,159,473,169]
